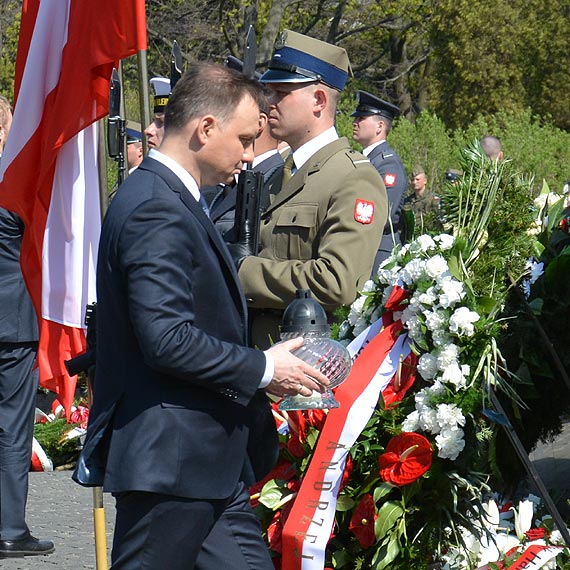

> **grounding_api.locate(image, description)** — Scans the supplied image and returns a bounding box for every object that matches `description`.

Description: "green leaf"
[335,494,356,512]
[258,480,289,510]
[375,501,404,540]
[370,534,401,570]
[373,482,396,503]
[331,549,353,568]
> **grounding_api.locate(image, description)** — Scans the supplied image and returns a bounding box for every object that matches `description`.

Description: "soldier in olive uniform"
[404,167,440,216]
[229,30,387,349]
[351,91,407,272]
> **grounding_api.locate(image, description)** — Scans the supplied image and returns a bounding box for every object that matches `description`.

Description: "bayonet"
[171,40,183,90]
[107,68,126,185]
[242,25,256,80]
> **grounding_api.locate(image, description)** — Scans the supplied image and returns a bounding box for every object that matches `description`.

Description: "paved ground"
[2,423,569,569]
[1,470,115,570]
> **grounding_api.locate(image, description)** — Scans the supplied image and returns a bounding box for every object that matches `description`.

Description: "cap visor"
[259,69,318,84]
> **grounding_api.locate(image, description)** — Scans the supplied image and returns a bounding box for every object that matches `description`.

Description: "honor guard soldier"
[125,122,143,172]
[144,76,171,149]
[351,90,407,272]
[229,30,387,349]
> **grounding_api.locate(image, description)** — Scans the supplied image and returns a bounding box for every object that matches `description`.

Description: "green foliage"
[33,419,81,468]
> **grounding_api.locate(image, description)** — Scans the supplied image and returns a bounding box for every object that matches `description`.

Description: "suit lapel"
[139,160,247,319]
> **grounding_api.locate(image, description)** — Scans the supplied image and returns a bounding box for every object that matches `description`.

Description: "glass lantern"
[277,290,352,410]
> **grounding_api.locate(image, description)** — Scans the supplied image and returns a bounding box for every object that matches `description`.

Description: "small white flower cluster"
[441,495,567,569]
[343,233,483,461]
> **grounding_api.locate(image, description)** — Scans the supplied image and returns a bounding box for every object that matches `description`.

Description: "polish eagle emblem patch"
[384,173,397,187]
[354,199,375,224]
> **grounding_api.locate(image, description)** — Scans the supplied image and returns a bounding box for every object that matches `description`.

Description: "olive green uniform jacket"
[238,137,387,348]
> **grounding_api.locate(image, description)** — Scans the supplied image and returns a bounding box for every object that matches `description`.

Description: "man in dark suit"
[0,95,54,558]
[352,90,407,272]
[74,63,328,570]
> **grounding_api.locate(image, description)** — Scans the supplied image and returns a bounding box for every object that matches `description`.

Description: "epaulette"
[346,149,372,168]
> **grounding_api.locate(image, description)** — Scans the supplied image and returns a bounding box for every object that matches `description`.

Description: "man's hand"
[265,337,330,398]
[225,241,253,269]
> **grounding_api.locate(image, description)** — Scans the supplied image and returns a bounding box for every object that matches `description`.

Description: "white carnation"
[432,329,453,347]
[401,258,427,284]
[424,309,448,333]
[449,306,480,337]
[410,234,436,254]
[362,279,376,293]
[436,403,466,429]
[417,287,437,306]
[425,254,449,279]
[418,353,439,380]
[401,410,420,432]
[436,427,466,460]
[434,233,455,250]
[419,407,440,433]
[437,344,460,370]
[348,296,366,325]
[437,276,465,308]
[441,362,468,389]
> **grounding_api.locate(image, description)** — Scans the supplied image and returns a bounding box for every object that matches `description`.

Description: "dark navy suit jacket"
[75,157,275,499]
[0,208,38,343]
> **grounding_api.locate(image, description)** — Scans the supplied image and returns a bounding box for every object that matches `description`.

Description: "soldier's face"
[352,115,381,147]
[411,173,427,192]
[144,113,165,149]
[265,82,318,150]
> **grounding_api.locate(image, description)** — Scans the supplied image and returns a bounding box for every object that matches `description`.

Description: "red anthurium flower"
[69,405,90,429]
[378,432,433,486]
[349,494,377,548]
[285,410,307,441]
[382,352,419,409]
[306,409,327,431]
[287,433,305,457]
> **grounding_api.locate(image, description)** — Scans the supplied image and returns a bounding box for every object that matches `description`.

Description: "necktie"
[199,194,210,217]
[282,154,295,185]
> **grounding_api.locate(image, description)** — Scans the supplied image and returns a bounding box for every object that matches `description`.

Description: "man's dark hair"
[165,63,262,133]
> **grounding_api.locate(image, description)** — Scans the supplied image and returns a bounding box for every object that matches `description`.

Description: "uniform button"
[246,297,255,303]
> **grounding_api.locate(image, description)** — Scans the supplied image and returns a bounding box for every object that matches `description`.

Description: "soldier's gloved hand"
[225,241,254,269]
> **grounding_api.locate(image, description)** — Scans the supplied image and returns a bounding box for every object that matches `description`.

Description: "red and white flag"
[0,0,146,414]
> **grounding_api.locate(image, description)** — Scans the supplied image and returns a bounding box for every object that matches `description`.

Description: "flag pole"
[137,49,150,156]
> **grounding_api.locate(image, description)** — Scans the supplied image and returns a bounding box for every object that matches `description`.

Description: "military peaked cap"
[351,90,400,120]
[260,30,351,92]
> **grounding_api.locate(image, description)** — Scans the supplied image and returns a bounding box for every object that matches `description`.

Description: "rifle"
[107,68,126,186]
[233,25,264,253]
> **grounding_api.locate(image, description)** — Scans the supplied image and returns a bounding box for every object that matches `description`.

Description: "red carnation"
[378,432,433,486]
[349,494,377,548]
[525,527,546,541]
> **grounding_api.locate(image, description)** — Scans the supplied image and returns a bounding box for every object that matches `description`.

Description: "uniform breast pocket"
[273,204,318,261]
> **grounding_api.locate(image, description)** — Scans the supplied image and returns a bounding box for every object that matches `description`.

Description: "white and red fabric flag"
[0,0,146,414]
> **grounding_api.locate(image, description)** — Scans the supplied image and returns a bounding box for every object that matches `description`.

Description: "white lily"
[513,500,534,540]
